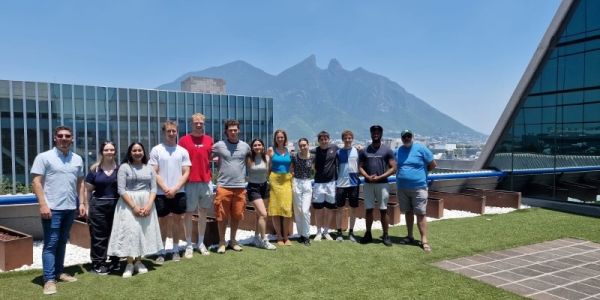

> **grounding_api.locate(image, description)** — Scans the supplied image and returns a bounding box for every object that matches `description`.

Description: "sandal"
[421,242,432,253]
[398,236,415,245]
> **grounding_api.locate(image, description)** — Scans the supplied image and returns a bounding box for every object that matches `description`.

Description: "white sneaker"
[198,243,210,256]
[323,233,333,241]
[155,255,165,265]
[261,239,277,250]
[336,235,343,242]
[172,251,181,262]
[184,246,194,259]
[314,233,322,241]
[122,264,134,278]
[134,261,148,274]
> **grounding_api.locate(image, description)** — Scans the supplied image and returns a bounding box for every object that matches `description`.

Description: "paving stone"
[556,257,587,266]
[510,267,545,277]
[545,260,576,270]
[571,254,594,262]
[561,237,586,244]
[475,275,509,286]
[528,263,560,273]
[495,249,522,257]
[570,266,599,277]
[521,255,548,263]
[454,267,486,277]
[500,283,539,296]
[504,257,535,267]
[432,239,600,299]
[469,264,503,274]
[493,271,528,282]
[518,279,557,291]
[467,255,496,263]
[553,270,590,281]
[537,274,571,285]
[571,244,598,251]
[487,261,519,270]
[582,278,600,288]
[529,292,571,300]
[480,251,510,260]
[449,257,480,267]
[546,287,588,299]
[563,282,600,296]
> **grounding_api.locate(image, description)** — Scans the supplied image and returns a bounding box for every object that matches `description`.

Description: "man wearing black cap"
[358,125,397,246]
[395,129,436,252]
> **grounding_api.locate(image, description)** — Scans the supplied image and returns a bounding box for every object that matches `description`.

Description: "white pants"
[292,178,312,238]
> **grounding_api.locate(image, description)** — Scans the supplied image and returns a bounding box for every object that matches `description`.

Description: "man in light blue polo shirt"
[31,126,86,295]
[395,129,436,253]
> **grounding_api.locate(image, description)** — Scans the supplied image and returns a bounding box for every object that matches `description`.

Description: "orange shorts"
[213,186,246,221]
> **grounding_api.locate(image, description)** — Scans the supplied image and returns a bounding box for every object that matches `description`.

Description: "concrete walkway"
[434,238,600,299]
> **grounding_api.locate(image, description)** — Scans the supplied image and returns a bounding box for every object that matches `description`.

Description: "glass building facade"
[484,0,600,205]
[0,80,273,193]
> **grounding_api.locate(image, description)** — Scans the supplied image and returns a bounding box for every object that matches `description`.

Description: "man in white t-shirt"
[149,121,191,263]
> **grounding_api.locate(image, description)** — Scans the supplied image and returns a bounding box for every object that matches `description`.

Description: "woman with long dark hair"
[291,138,314,246]
[246,138,276,250]
[107,142,163,278]
[85,141,120,274]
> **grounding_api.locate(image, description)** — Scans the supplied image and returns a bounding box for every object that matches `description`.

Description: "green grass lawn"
[2,208,599,299]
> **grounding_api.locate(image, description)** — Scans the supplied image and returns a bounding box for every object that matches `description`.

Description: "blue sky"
[0,0,561,134]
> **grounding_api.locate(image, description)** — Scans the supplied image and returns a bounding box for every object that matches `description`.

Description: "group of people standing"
[32,116,435,296]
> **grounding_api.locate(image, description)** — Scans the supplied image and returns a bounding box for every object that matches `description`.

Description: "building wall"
[181,76,226,94]
[0,80,273,193]
[485,0,600,204]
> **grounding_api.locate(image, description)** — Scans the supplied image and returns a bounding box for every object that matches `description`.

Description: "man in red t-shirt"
[178,113,214,257]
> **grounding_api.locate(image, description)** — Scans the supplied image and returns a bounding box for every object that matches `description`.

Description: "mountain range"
[158,55,486,141]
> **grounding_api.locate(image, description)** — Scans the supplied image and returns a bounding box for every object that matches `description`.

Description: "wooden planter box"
[0,225,33,271]
[462,188,521,208]
[191,216,220,246]
[309,207,349,230]
[426,197,444,219]
[429,191,486,214]
[238,206,258,232]
[69,218,91,249]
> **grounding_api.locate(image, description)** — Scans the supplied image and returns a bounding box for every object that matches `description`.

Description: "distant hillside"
[158,55,486,141]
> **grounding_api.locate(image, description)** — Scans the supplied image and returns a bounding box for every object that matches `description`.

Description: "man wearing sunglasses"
[395,129,436,253]
[31,126,86,295]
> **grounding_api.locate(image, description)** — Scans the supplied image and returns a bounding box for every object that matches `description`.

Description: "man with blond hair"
[179,113,214,257]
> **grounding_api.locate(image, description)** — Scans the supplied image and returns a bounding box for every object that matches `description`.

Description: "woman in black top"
[84,141,120,275]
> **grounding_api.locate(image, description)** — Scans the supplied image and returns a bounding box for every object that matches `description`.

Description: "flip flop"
[398,236,415,245]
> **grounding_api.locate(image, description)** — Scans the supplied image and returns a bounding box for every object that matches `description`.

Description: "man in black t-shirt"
[358,125,397,246]
[310,131,338,241]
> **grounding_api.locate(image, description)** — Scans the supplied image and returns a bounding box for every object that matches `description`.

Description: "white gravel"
[3,205,529,273]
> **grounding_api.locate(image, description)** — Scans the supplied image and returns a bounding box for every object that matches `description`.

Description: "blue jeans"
[41,209,75,282]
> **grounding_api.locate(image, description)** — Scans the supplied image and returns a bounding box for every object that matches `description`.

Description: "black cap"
[370,125,383,132]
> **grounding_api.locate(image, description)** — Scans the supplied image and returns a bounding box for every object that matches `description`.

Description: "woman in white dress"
[107,142,163,278]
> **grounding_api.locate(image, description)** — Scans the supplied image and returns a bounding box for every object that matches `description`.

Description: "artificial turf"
[1,208,598,299]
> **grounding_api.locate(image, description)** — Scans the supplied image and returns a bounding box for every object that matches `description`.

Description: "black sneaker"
[92,265,109,275]
[382,234,393,247]
[109,260,121,272]
[360,232,373,244]
[303,237,311,246]
[298,236,305,244]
